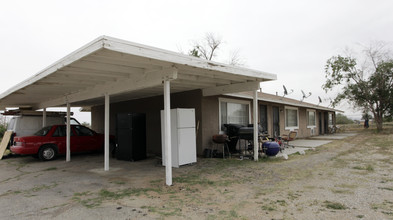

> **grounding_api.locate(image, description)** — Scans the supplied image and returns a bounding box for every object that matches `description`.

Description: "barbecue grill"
[223,124,263,153]
[223,124,243,152]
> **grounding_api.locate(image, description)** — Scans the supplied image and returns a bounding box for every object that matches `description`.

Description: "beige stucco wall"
[248,100,334,138]
[91,90,336,156]
[277,106,321,138]
[91,89,202,156]
[200,95,220,154]
[288,107,317,138]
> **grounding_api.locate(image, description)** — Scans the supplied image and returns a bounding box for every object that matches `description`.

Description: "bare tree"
[189,32,222,60]
[227,49,245,66]
[188,32,246,66]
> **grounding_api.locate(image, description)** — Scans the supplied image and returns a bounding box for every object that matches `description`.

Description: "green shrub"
[0,123,6,138]
[336,113,354,124]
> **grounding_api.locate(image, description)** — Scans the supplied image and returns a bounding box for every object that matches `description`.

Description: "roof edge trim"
[0,36,106,100]
[102,36,277,81]
[226,93,344,113]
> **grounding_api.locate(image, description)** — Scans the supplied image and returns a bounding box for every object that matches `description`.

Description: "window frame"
[306,109,316,128]
[284,106,299,130]
[328,112,334,127]
[52,125,66,137]
[34,126,52,136]
[73,125,95,136]
[218,98,251,131]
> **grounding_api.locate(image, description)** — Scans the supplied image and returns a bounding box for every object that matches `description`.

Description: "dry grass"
[68,125,393,219]
[3,123,393,219]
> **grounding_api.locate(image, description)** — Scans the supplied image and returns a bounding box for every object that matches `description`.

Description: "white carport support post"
[66,102,71,162]
[104,93,110,171]
[42,108,46,128]
[253,90,259,161]
[164,80,172,186]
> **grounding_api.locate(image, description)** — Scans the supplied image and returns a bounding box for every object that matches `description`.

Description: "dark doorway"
[319,112,323,135]
[324,112,329,134]
[259,104,267,132]
[272,106,280,137]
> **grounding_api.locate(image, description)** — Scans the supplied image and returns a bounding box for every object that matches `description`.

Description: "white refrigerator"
[161,108,197,168]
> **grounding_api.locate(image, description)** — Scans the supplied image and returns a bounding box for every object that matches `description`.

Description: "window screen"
[220,101,249,129]
[307,111,316,126]
[285,108,298,128]
[7,118,16,130]
[328,113,333,125]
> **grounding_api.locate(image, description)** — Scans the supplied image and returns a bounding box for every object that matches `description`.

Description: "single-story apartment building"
[0,36,340,185]
[90,89,338,157]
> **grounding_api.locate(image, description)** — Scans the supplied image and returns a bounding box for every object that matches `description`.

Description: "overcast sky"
[1,0,392,122]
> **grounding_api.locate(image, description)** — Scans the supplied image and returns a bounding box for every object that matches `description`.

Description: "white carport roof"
[0,36,276,110]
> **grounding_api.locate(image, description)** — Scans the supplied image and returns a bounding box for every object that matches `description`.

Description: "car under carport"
[0,36,277,185]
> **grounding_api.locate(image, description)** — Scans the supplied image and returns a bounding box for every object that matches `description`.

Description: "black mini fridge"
[116,113,146,161]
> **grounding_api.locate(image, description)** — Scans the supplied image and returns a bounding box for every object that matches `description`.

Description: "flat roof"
[227,91,343,113]
[0,36,277,110]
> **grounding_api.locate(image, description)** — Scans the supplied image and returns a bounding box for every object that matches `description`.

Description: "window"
[328,113,333,126]
[307,110,316,127]
[7,118,16,130]
[285,107,298,129]
[219,98,250,130]
[52,126,66,137]
[34,126,52,136]
[64,117,81,125]
[259,105,267,132]
[74,125,94,136]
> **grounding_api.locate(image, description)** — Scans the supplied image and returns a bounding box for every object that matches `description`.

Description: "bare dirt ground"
[0,128,392,220]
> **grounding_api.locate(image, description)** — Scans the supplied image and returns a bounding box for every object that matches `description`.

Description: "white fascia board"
[102,36,277,81]
[202,81,261,96]
[0,36,106,100]
[226,93,343,113]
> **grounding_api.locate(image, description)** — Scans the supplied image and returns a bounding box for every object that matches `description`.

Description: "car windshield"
[34,126,52,136]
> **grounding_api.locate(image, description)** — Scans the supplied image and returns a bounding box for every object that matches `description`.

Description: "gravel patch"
[0,130,392,219]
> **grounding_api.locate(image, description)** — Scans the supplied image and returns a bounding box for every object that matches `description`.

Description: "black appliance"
[116,113,146,161]
[223,124,263,152]
[238,124,263,140]
[223,124,243,152]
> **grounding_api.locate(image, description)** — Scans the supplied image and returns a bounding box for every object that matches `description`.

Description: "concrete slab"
[275,133,356,158]
[334,133,357,136]
[310,133,358,140]
[275,139,329,158]
[288,139,332,148]
[276,147,309,157]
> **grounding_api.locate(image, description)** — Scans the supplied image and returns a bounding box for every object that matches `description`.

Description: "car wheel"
[38,145,57,161]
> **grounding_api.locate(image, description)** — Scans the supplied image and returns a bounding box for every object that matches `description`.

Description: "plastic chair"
[281,131,297,148]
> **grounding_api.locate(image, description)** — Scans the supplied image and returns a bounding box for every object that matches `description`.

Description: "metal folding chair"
[281,131,297,148]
